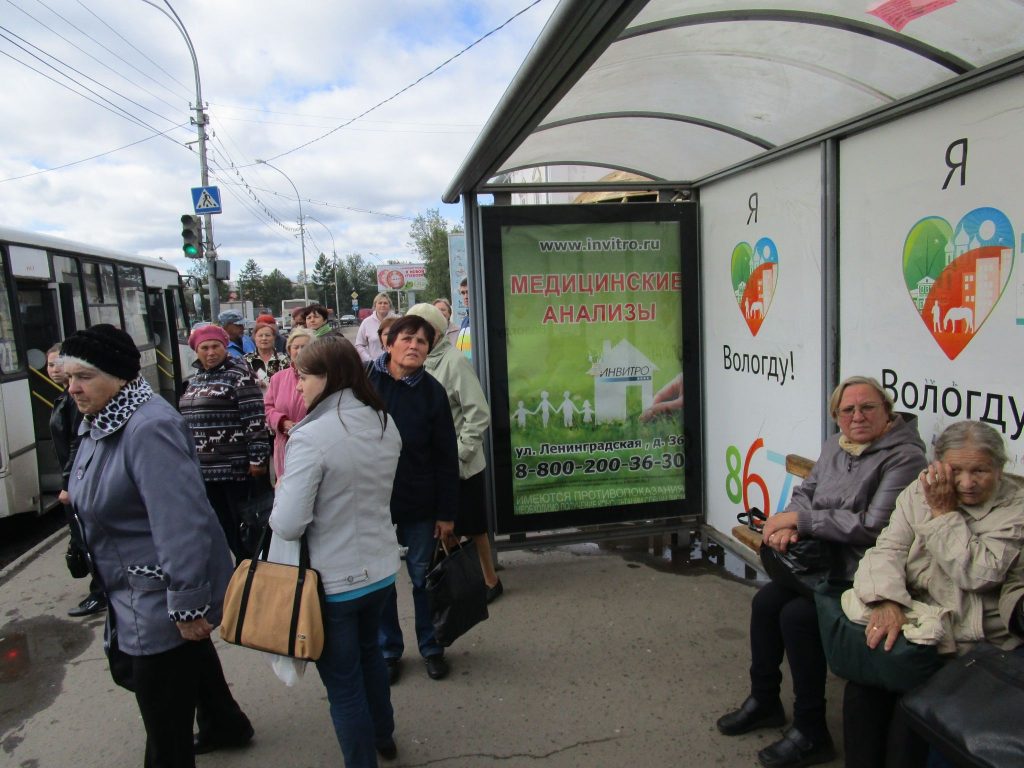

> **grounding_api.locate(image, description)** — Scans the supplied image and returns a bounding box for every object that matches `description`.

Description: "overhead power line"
[256,0,545,164]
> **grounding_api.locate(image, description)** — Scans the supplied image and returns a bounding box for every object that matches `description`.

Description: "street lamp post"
[256,159,308,303]
[305,215,338,316]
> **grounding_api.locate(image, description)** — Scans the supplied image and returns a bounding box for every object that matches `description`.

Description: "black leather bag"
[426,538,488,647]
[759,538,833,598]
[900,642,1024,768]
[65,541,90,579]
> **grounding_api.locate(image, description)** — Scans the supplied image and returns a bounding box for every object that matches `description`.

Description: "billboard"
[447,233,469,322]
[839,76,1024,471]
[481,203,701,534]
[376,263,426,292]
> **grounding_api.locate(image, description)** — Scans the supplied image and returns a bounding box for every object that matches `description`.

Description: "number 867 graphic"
[725,438,794,527]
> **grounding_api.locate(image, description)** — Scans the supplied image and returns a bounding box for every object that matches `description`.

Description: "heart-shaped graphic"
[903,207,1015,360]
[731,237,779,336]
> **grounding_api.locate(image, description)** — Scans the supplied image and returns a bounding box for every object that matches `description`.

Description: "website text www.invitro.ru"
[537,236,661,253]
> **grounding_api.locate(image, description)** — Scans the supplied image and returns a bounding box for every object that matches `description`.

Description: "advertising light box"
[700,148,825,537]
[839,76,1024,471]
[481,204,701,534]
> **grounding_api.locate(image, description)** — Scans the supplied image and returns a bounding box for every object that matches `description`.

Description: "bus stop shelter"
[443,0,1024,554]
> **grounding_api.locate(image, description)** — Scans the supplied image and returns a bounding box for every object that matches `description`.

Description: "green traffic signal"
[181,214,203,258]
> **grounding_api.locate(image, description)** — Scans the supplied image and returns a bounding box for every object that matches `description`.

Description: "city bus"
[0,226,193,518]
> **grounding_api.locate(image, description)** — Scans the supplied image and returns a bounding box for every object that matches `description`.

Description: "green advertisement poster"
[501,220,686,517]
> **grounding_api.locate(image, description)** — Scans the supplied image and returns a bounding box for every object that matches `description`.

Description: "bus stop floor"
[1,532,844,767]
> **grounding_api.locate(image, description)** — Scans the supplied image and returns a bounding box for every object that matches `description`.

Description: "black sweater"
[368,363,459,524]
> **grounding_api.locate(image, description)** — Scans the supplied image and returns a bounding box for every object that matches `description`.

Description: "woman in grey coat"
[62,325,252,768]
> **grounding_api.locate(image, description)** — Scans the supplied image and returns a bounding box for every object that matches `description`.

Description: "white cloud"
[0,0,555,287]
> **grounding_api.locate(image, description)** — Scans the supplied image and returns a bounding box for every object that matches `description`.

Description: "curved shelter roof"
[444,0,1024,201]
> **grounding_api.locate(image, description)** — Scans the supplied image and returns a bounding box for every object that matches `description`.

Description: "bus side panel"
[0,378,40,517]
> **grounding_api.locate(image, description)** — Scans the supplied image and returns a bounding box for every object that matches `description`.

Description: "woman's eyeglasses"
[837,402,883,419]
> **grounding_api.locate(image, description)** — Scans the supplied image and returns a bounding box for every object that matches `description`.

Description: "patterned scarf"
[84,376,155,438]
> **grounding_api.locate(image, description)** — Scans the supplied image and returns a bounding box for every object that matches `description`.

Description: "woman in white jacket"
[270,336,402,767]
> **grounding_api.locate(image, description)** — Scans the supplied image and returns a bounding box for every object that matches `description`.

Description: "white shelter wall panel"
[700,147,823,537]
[839,75,1024,471]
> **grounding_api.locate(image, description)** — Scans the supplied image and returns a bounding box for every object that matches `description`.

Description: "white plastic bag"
[268,652,308,686]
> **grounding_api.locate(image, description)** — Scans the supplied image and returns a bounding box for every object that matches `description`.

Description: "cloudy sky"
[0,0,556,281]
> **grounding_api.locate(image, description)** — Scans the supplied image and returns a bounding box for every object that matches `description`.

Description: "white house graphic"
[587,339,658,423]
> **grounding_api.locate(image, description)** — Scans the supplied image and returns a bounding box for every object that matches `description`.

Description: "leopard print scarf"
[85,376,155,437]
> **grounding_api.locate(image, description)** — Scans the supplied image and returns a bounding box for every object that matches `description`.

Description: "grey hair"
[286,327,315,348]
[828,375,894,420]
[934,421,1008,468]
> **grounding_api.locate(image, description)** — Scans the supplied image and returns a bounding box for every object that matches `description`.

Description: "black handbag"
[237,476,275,559]
[759,538,833,599]
[814,580,943,693]
[900,642,1024,768]
[65,541,91,579]
[426,538,488,647]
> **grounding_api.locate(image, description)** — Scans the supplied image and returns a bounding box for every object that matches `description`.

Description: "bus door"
[146,288,180,403]
[15,280,63,495]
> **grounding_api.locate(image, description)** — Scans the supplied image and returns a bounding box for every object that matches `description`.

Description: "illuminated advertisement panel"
[481,204,701,533]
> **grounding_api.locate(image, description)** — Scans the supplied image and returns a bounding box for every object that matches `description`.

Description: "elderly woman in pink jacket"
[264,327,315,480]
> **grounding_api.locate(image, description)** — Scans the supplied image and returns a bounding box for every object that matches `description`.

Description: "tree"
[262,269,294,315]
[237,259,265,309]
[310,252,335,310]
[408,209,462,300]
[337,253,379,311]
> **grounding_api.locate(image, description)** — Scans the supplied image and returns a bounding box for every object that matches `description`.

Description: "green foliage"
[408,209,462,300]
[237,259,265,308]
[262,269,294,314]
[903,217,953,290]
[310,253,336,308]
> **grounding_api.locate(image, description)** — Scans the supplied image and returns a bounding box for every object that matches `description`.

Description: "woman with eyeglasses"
[716,375,927,768]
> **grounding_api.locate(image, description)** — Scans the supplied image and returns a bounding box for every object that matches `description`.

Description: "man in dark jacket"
[47,344,105,617]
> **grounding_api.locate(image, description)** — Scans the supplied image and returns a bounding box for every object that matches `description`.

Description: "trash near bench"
[731,454,814,554]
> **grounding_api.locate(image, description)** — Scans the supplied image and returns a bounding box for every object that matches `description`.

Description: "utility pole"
[145,1,219,317]
[305,215,337,316]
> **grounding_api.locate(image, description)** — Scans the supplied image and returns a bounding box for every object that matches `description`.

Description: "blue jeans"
[315,587,394,768]
[379,519,442,659]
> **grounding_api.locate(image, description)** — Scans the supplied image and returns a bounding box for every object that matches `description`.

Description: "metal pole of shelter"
[146,0,219,318]
[257,160,308,304]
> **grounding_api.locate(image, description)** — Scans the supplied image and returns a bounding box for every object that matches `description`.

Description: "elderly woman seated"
[716,375,927,768]
[842,420,1024,768]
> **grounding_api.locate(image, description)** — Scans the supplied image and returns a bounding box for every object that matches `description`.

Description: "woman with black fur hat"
[62,324,253,767]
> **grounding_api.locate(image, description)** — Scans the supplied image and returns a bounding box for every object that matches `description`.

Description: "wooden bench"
[731,454,814,554]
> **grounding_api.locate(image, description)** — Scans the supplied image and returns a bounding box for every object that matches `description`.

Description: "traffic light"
[181,214,203,258]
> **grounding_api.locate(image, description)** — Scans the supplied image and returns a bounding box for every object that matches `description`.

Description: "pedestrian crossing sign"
[191,186,222,215]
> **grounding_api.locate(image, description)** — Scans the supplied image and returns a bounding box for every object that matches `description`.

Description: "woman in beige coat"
[844,420,1024,767]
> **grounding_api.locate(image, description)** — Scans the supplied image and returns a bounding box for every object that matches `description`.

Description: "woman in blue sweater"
[367,315,460,683]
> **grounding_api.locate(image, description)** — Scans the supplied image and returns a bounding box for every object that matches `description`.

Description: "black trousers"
[749,581,829,738]
[843,680,928,768]
[203,480,248,560]
[132,638,249,768]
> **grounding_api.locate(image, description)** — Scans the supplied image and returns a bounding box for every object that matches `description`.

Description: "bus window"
[53,255,86,332]
[83,262,122,327]
[118,265,151,346]
[0,254,21,374]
